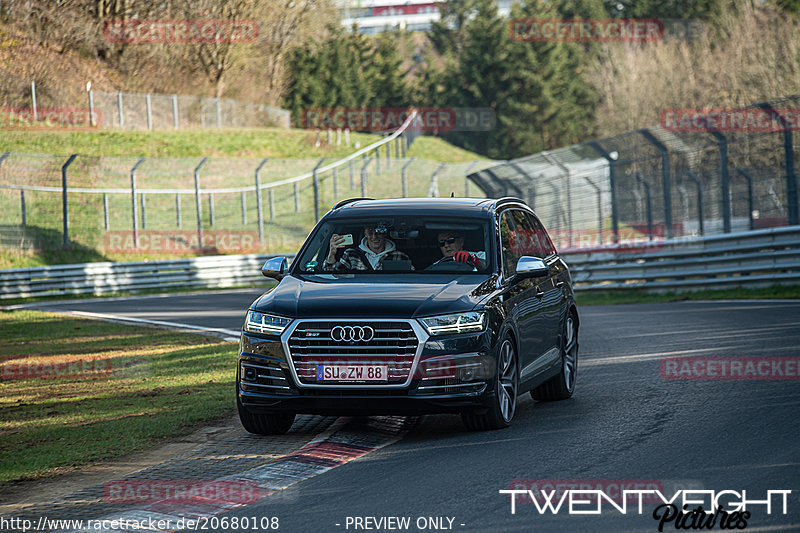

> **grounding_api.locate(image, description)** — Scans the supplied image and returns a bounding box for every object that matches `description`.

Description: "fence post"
[705,131,731,233]
[401,157,415,198]
[375,148,381,175]
[172,95,179,129]
[118,92,124,127]
[313,158,326,222]
[349,160,355,189]
[269,189,275,221]
[333,167,338,197]
[103,193,109,230]
[31,81,37,122]
[635,173,653,240]
[294,182,300,212]
[209,193,215,227]
[20,190,26,226]
[194,157,208,249]
[88,89,95,127]
[542,151,573,247]
[588,141,620,243]
[146,93,152,130]
[395,136,400,159]
[385,141,391,168]
[463,160,479,196]
[361,158,372,197]
[428,163,445,197]
[215,98,222,127]
[241,191,247,225]
[638,129,673,239]
[583,176,603,245]
[255,158,268,244]
[61,154,78,248]
[756,104,798,226]
[176,193,182,229]
[685,170,704,236]
[735,168,755,231]
[130,157,145,249]
[140,193,147,229]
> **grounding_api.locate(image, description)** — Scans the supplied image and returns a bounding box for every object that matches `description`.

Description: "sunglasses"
[438,237,458,247]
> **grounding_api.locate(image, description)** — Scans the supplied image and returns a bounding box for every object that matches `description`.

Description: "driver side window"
[500,212,519,277]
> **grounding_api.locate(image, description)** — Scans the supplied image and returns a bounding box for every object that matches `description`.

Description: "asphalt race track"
[21,294,800,532]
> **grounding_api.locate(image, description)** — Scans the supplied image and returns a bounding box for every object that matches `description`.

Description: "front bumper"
[237,325,496,415]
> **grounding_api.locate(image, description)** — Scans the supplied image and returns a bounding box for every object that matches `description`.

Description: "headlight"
[419,311,485,335]
[243,311,292,335]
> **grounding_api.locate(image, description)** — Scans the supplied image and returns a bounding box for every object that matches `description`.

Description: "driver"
[323,225,411,271]
[436,230,485,268]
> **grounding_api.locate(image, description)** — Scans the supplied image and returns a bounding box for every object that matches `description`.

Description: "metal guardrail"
[562,226,800,292]
[1,228,798,300]
[0,254,293,300]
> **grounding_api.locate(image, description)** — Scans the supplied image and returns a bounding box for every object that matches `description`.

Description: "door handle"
[535,288,545,298]
[556,281,564,288]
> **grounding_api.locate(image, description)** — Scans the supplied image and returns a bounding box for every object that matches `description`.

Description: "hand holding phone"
[341,234,354,246]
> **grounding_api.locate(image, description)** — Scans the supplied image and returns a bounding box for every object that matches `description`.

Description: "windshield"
[296,215,493,275]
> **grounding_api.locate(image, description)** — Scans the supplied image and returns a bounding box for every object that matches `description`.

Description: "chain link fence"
[0,140,495,260]
[89,90,290,130]
[5,79,290,130]
[469,96,800,251]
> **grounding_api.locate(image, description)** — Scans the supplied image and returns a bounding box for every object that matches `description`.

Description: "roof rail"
[494,197,528,208]
[333,197,374,210]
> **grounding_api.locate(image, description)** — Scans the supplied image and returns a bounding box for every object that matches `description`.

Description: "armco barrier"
[1,228,798,300]
[0,254,294,300]
[562,226,800,292]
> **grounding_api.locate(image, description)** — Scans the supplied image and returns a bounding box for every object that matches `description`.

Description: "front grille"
[288,321,418,385]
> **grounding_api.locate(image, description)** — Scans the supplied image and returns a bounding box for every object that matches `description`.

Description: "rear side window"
[526,213,557,257]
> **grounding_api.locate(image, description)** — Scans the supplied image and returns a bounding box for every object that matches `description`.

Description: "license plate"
[316,365,388,381]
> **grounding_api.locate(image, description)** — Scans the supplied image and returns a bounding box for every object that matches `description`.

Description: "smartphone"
[341,234,354,246]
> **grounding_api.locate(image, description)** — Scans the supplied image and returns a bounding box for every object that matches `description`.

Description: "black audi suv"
[237,197,578,433]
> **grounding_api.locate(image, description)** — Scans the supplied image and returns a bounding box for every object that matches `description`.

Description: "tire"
[462,336,518,431]
[237,390,295,435]
[532,312,578,401]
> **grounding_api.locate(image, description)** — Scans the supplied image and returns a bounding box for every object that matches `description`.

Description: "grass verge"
[0,310,236,484]
[574,284,800,306]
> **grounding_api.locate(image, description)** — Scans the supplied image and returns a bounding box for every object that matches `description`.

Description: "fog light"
[243,366,257,381]
[459,367,476,381]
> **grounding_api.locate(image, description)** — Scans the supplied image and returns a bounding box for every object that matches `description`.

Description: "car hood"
[252,274,495,319]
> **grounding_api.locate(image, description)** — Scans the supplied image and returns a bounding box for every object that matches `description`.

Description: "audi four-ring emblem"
[330,325,375,342]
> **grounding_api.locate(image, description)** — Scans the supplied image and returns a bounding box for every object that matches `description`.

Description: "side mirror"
[515,256,548,278]
[261,257,288,281]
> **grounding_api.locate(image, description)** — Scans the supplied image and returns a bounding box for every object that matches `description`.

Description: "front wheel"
[532,313,578,401]
[462,336,518,431]
[237,390,295,435]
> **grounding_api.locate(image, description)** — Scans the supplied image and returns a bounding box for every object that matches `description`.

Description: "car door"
[499,209,550,384]
[524,212,563,357]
